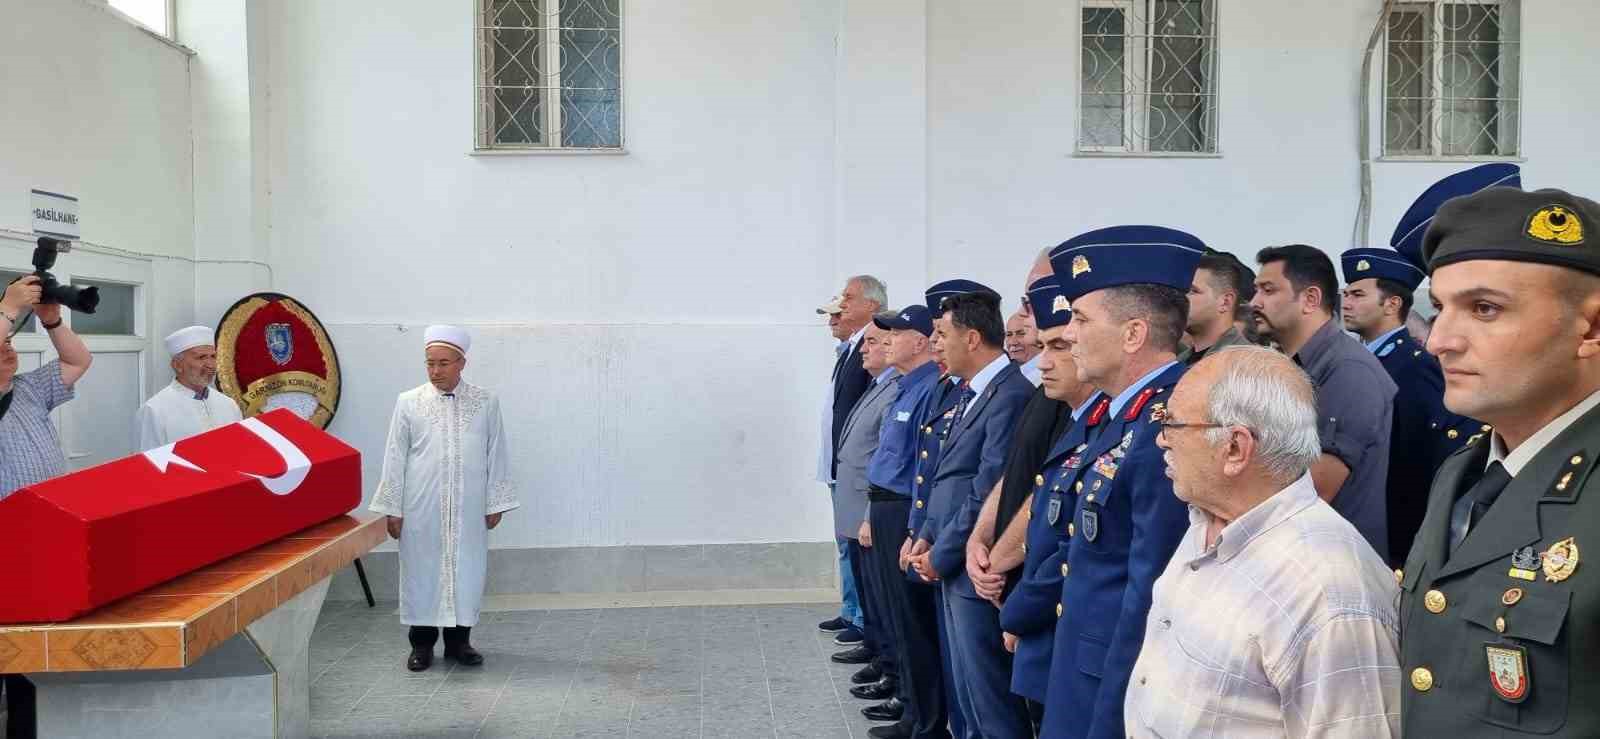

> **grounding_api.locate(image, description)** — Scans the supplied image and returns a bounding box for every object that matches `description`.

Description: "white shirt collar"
[965,353,1012,397]
[1488,388,1600,476]
[1019,354,1043,386]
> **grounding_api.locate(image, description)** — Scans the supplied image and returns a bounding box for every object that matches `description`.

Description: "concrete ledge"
[326,541,838,601]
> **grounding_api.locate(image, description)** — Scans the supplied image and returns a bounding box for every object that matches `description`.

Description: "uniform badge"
[1541,537,1579,582]
[1081,507,1099,542]
[1527,205,1585,245]
[1509,546,1541,580]
[1052,295,1070,314]
[1065,443,1089,470]
[1093,454,1118,479]
[1484,643,1531,703]
[1149,403,1167,423]
[1356,259,1371,272]
[265,323,295,365]
[1047,496,1062,526]
[1071,254,1092,278]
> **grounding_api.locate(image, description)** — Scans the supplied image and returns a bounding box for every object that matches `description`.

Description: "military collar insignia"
[1527,205,1585,245]
[1123,386,1158,421]
[1086,397,1111,427]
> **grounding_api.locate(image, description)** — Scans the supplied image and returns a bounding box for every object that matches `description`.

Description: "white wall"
[256,0,846,547]
[0,0,196,465]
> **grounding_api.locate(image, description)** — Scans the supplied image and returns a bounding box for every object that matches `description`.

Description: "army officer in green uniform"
[1400,185,1600,736]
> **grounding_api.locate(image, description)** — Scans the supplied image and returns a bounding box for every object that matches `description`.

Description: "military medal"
[1065,443,1089,470]
[1542,537,1579,582]
[1047,495,1062,526]
[1509,545,1541,581]
[1484,643,1531,703]
[1081,508,1099,542]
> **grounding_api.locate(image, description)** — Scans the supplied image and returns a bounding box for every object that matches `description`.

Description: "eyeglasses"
[1156,418,1228,439]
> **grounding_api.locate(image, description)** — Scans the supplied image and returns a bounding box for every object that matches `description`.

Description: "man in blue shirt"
[860,305,945,739]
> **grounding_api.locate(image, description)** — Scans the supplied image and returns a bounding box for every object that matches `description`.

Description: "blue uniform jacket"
[926,362,1036,596]
[1000,392,1107,703]
[1376,328,1483,564]
[1041,362,1191,739]
[907,376,961,536]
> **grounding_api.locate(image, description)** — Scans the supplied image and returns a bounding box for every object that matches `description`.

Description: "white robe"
[135,381,245,450]
[369,381,518,627]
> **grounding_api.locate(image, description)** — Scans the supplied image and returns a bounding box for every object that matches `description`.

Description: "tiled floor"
[309,600,888,739]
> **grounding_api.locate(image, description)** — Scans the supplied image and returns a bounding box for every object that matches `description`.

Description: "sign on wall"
[30,189,80,240]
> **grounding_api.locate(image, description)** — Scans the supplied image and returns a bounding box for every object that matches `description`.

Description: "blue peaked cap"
[1340,248,1428,292]
[1392,163,1522,272]
[1048,225,1207,302]
[1026,275,1072,330]
[925,279,999,315]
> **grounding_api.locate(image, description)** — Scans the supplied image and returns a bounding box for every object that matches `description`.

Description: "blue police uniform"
[1037,226,1205,739]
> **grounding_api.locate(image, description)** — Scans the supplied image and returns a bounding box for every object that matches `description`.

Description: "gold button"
[1482,424,1492,432]
[924,426,933,435]
[915,475,924,485]
[1393,569,1404,585]
[1035,474,1045,486]
[1411,667,1434,692]
[1573,455,1585,466]
[1502,588,1523,606]
[1061,563,1069,576]
[920,450,929,459]
[1069,522,1076,537]
[915,500,924,509]
[1447,429,1460,439]
[1055,603,1063,617]
[1087,494,1096,503]
[1495,616,1506,633]
[1424,590,1447,614]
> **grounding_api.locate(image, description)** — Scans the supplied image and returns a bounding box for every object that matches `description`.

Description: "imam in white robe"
[369,381,518,627]
[135,381,245,450]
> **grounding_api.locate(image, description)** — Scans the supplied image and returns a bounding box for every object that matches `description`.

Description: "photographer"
[0,274,91,739]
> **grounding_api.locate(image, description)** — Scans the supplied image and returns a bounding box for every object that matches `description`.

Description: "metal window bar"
[476,0,623,150]
[1384,0,1519,157]
[1078,0,1219,154]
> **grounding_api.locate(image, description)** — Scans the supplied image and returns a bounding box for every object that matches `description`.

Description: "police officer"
[1399,184,1600,736]
[1038,227,1203,739]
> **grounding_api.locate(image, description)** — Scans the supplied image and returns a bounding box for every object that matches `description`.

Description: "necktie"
[950,382,977,427]
[1448,461,1512,552]
[831,340,852,382]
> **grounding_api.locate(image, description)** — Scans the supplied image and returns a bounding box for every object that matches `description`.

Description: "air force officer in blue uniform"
[1038,226,1207,739]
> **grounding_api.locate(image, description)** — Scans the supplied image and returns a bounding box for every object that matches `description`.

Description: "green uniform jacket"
[1399,405,1600,736]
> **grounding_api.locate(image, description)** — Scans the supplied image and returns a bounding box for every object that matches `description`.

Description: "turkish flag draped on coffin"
[0,409,361,623]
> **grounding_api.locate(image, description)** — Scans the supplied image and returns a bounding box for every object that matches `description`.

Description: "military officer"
[1038,226,1204,739]
[1399,184,1600,736]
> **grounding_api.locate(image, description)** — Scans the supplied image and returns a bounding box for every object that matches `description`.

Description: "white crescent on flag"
[237,417,311,496]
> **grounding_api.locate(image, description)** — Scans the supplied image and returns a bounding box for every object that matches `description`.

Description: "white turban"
[164,326,215,358]
[424,324,470,356]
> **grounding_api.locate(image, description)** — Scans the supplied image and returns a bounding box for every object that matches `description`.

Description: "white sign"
[31,189,80,240]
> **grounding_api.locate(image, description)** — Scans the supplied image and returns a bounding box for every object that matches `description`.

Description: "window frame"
[1075,0,1222,158]
[1380,0,1522,161]
[105,0,177,41]
[472,0,627,155]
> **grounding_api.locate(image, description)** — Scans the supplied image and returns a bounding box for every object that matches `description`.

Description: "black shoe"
[406,648,433,672]
[850,678,897,700]
[850,664,883,684]
[445,644,484,666]
[830,645,873,664]
[817,616,850,633]
[861,697,904,722]
[833,626,865,645]
[867,724,913,739]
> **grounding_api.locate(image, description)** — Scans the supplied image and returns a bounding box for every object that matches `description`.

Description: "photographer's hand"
[39,304,91,388]
[1,276,41,319]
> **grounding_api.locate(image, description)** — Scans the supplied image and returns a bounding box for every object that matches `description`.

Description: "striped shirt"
[1124,473,1401,738]
[0,360,73,500]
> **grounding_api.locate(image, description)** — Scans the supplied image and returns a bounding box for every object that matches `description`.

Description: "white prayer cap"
[424,325,470,356]
[164,326,215,357]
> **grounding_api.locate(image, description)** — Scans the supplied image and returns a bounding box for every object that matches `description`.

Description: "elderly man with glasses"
[1125,346,1400,738]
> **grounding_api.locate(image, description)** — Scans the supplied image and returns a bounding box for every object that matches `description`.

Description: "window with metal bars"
[1384,0,1520,158]
[1078,0,1219,155]
[475,0,623,150]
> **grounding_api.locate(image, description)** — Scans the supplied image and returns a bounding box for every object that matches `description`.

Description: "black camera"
[32,237,99,314]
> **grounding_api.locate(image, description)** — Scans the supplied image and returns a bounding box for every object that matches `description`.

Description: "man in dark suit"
[906,290,1034,738]
[1397,183,1600,737]
[817,276,886,647]
[1341,245,1482,566]
[1038,226,1205,739]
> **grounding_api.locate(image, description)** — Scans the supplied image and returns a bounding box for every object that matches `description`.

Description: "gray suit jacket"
[833,373,901,538]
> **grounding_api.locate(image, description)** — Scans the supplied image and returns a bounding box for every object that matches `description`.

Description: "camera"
[32,237,99,314]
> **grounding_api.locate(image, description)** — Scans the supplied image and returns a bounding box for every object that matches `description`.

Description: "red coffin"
[0,409,361,623]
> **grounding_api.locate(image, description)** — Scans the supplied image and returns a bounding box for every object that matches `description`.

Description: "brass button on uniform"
[1061,562,1070,577]
[1055,603,1063,617]
[1035,474,1045,487]
[920,450,929,459]
[1069,522,1076,537]
[915,475,924,485]
[1424,590,1447,614]
[915,500,924,509]
[1502,588,1523,606]
[1495,616,1507,633]
[1447,429,1460,439]
[1075,481,1083,493]
[1393,569,1404,585]
[1573,455,1585,466]
[1411,667,1434,692]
